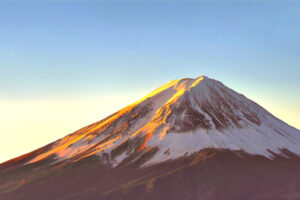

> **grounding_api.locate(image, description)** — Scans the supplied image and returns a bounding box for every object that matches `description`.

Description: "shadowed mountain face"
[1,76,300,200]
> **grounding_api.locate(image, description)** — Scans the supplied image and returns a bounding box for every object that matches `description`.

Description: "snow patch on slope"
[143,124,300,167]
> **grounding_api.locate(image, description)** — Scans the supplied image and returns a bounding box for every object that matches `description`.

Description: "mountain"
[1,76,300,200]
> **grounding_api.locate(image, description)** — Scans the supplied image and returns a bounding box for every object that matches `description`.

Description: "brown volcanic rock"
[1,149,300,200]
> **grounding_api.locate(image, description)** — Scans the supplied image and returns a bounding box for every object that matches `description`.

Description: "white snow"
[143,123,300,167]
[25,76,300,167]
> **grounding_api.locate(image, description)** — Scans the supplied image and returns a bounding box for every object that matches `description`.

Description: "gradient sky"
[0,1,300,163]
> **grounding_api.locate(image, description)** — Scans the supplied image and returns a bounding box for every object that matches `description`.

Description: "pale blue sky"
[1,2,299,99]
[0,1,300,162]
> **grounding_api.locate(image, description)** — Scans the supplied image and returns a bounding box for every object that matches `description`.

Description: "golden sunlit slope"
[3,76,299,169]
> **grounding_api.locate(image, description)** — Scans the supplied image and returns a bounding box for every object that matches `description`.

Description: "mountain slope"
[1,76,300,200]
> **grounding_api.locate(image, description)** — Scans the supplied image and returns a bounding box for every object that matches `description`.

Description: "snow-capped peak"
[25,76,300,167]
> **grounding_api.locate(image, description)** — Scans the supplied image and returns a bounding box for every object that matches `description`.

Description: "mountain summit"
[1,76,300,200]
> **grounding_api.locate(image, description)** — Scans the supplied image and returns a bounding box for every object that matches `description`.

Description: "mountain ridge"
[1,75,300,200]
[2,76,300,168]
